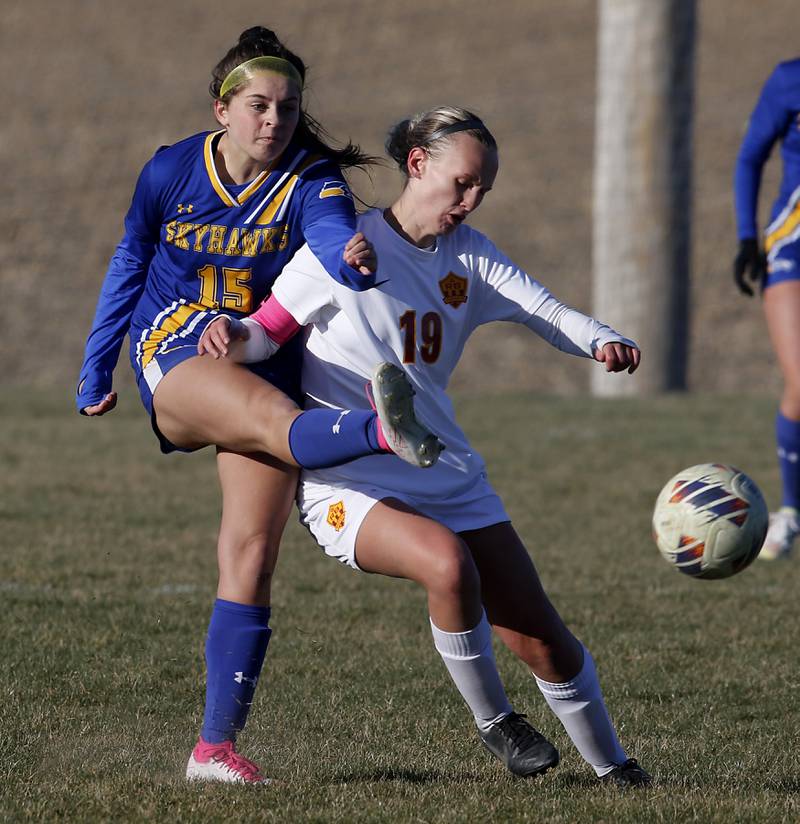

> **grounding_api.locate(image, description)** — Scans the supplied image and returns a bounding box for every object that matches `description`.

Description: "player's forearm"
[733,156,763,240]
[733,85,785,239]
[525,295,637,359]
[303,202,376,292]
[229,294,304,363]
[76,248,150,410]
[250,293,303,345]
[524,295,602,358]
[227,318,279,363]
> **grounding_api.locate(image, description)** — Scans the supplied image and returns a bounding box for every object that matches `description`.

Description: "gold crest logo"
[439,272,468,308]
[327,501,346,532]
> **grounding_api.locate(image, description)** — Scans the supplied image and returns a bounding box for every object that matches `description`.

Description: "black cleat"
[478,712,559,777]
[600,758,652,788]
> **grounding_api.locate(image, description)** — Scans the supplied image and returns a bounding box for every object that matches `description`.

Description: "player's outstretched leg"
[152,355,442,471]
[370,362,444,468]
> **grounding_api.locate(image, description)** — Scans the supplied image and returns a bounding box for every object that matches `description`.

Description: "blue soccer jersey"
[734,58,800,242]
[77,130,372,413]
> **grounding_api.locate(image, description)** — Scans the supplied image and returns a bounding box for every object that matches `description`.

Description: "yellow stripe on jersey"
[139,302,206,369]
[203,131,278,208]
[766,199,800,253]
[237,167,274,205]
[253,154,321,226]
[204,132,237,207]
[255,176,297,225]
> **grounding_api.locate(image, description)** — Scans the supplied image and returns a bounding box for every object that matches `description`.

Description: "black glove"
[733,238,767,297]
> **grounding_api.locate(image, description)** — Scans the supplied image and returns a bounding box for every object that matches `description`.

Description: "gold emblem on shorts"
[327,501,346,532]
[439,272,468,308]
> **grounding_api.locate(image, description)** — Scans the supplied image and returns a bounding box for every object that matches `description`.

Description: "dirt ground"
[3,0,796,398]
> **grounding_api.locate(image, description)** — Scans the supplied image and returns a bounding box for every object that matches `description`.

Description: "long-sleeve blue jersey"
[77,130,372,411]
[734,58,800,241]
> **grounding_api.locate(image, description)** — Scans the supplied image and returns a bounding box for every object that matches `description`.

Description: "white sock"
[533,644,626,776]
[430,612,513,732]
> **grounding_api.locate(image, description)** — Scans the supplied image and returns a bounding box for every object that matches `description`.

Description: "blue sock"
[287,408,383,469]
[776,411,800,510]
[201,599,272,744]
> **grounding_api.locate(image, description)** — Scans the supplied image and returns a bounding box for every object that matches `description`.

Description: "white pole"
[592,0,695,395]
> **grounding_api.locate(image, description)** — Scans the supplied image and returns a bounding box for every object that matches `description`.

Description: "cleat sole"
[370,363,443,468]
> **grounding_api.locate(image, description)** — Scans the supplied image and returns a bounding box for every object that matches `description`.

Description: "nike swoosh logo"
[158,344,194,356]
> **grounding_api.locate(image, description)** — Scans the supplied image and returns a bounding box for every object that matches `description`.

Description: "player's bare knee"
[515,636,560,673]
[510,624,582,679]
[425,539,480,603]
[243,386,298,452]
[219,530,278,573]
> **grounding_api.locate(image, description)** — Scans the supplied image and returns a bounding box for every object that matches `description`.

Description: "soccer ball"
[652,463,768,580]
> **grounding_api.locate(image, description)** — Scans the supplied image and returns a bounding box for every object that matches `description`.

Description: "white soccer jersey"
[271,208,634,498]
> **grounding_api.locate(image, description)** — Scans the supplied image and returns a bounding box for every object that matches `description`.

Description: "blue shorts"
[129,312,303,454]
[764,188,800,288]
[765,240,800,288]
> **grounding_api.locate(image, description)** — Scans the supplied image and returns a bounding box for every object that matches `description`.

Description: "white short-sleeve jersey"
[271,208,634,498]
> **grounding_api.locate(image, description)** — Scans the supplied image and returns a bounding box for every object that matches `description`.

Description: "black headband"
[425,118,486,145]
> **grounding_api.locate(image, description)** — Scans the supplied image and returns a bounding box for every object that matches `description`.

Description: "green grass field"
[2,389,799,822]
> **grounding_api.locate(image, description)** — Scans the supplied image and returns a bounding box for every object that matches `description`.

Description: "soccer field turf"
[2,390,799,822]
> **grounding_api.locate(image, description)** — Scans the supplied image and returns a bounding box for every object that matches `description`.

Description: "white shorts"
[297,473,510,570]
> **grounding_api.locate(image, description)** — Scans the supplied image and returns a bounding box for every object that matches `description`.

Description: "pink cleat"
[185,737,270,784]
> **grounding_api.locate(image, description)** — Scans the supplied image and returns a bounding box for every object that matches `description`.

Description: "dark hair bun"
[385,119,413,170]
[238,26,279,45]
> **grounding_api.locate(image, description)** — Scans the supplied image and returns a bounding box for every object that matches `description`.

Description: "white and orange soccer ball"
[652,463,768,580]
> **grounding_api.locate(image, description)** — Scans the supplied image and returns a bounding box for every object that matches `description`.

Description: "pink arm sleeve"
[249,294,303,345]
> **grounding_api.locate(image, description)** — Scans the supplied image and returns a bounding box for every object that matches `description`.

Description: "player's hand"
[82,392,118,416]
[733,238,767,297]
[344,232,377,275]
[197,316,249,358]
[594,342,641,374]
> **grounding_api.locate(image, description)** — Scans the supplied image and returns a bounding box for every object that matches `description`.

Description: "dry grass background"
[1,0,796,397]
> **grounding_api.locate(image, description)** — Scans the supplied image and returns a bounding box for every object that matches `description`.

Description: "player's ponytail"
[210,27,376,171]
[385,106,497,176]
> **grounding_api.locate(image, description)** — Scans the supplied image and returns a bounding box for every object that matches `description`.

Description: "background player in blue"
[76,26,439,784]
[734,57,800,560]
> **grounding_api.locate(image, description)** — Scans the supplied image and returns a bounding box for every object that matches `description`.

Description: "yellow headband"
[219,56,303,99]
